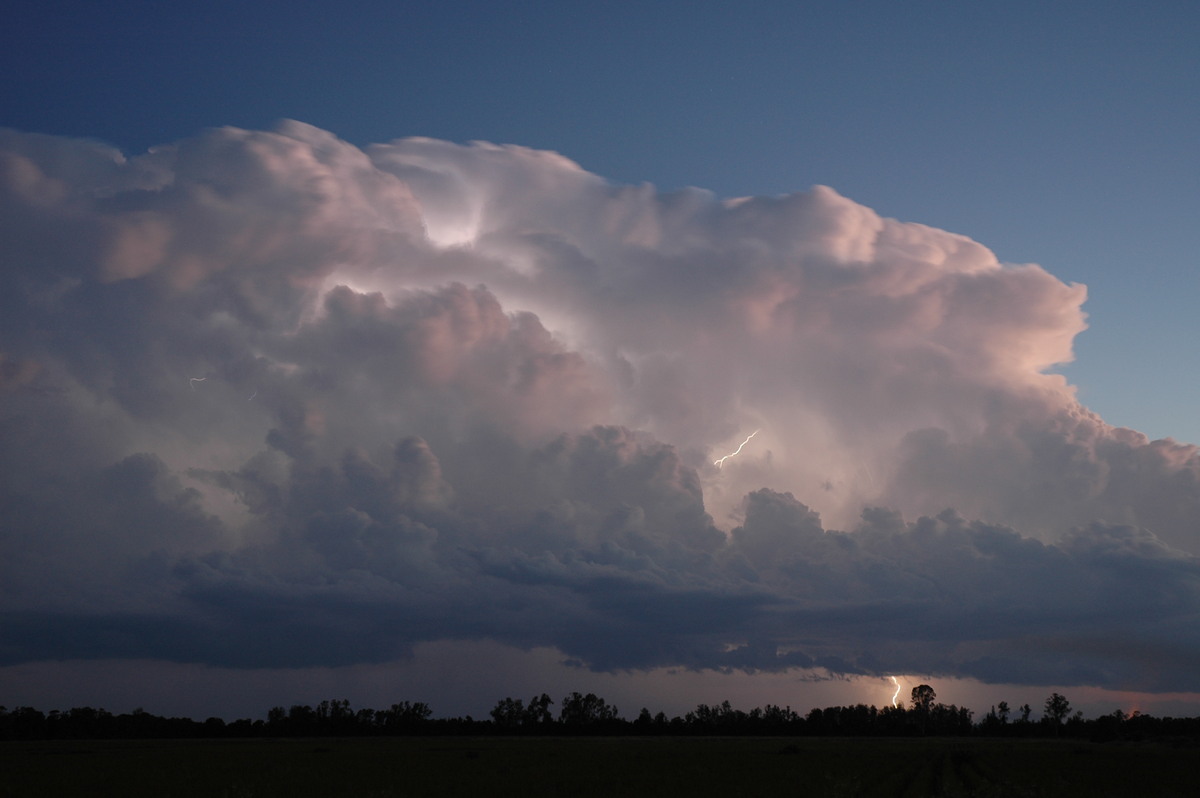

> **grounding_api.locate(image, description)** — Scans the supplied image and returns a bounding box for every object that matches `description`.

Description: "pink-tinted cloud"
[1,121,1198,704]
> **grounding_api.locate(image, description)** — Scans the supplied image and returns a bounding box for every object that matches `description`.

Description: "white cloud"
[1,121,1198,698]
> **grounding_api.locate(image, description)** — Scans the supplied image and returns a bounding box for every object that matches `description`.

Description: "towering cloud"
[1,121,1197,693]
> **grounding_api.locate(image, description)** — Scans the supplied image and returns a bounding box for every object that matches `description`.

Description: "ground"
[3,736,1198,797]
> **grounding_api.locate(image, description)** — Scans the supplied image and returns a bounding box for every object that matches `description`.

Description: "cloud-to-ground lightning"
[714,429,760,468]
[189,377,206,389]
[890,676,902,708]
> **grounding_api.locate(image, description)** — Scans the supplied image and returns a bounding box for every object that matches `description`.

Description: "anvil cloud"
[2,122,1198,696]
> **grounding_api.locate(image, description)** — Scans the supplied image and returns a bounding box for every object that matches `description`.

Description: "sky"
[2,1,1199,722]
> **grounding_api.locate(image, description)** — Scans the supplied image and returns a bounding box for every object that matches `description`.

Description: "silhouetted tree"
[489,694,553,732]
[1044,692,1071,735]
[910,684,935,734]
[13,689,1200,742]
[877,704,910,735]
[316,699,355,734]
[1089,708,1127,742]
[910,684,936,713]
[759,704,799,734]
[379,701,432,733]
[559,692,618,729]
[287,704,317,736]
[928,703,973,735]
[524,693,554,727]
[490,697,526,730]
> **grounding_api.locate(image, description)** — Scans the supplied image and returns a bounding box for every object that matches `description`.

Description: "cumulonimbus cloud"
[1,121,1197,692]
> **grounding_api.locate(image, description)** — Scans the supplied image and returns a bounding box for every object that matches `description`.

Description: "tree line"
[3,686,1197,742]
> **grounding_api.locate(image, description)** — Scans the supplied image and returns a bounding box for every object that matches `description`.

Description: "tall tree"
[524,694,554,726]
[1044,693,1071,735]
[910,684,936,713]
[910,684,936,735]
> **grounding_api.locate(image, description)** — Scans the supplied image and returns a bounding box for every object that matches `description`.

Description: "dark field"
[3,736,1199,797]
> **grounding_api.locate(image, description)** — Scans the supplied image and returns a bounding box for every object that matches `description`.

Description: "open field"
[3,736,1199,797]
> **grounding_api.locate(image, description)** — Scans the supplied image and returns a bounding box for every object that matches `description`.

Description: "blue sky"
[3,1,1200,720]
[6,0,1197,443]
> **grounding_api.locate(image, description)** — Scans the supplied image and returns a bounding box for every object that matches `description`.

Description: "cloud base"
[1,121,1197,698]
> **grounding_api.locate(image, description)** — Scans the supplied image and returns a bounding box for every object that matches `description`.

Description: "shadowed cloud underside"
[1,122,1198,695]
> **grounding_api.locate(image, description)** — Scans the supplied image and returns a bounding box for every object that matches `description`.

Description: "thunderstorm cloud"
[2,121,1198,694]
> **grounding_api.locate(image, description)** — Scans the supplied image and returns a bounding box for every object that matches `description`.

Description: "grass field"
[3,736,1198,797]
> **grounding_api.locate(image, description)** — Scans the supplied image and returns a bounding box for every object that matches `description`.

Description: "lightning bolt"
[890,676,902,708]
[714,429,760,468]
[189,377,206,389]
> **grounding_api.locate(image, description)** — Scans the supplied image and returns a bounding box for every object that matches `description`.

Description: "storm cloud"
[2,121,1198,694]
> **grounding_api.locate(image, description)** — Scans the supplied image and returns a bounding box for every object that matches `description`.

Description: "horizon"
[0,677,1171,726]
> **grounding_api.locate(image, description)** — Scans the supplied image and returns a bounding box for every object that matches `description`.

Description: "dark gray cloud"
[2,122,1198,695]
